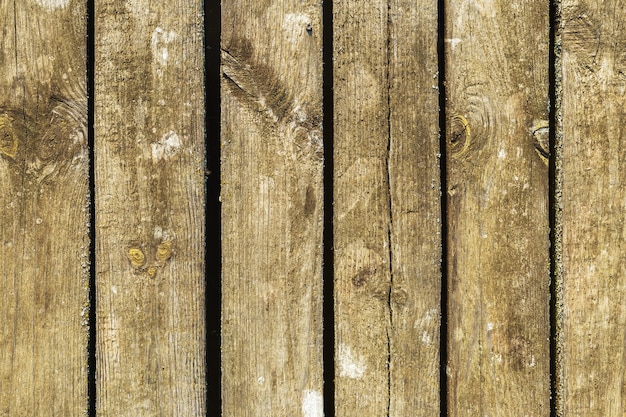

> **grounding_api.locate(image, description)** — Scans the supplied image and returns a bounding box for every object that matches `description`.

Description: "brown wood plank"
[444,0,551,414]
[0,1,88,415]
[95,1,206,414]
[560,1,626,414]
[388,1,441,413]
[333,1,392,413]
[333,0,441,413]
[220,1,325,415]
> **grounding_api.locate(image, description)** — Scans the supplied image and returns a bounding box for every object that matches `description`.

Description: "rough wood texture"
[387,1,441,413]
[333,0,441,414]
[560,1,626,414]
[220,0,324,415]
[95,1,206,415]
[444,0,551,414]
[0,1,88,415]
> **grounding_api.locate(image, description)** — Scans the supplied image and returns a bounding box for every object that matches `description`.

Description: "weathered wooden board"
[220,0,325,415]
[95,1,206,415]
[387,1,441,413]
[0,1,89,415]
[444,0,551,414]
[560,1,626,414]
[333,0,441,414]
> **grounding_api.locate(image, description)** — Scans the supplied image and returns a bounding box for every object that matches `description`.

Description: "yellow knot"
[0,115,18,158]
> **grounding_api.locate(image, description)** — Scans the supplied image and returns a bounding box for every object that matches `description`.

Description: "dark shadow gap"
[204,0,222,414]
[86,0,96,416]
[548,0,562,415]
[437,0,448,414]
[322,0,335,415]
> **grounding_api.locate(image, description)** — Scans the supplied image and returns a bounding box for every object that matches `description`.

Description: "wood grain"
[95,1,206,415]
[220,0,325,415]
[0,1,88,415]
[444,0,551,414]
[387,1,441,413]
[560,0,626,414]
[333,0,441,414]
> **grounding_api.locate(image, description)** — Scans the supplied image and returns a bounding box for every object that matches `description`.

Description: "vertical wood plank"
[95,1,206,415]
[333,1,391,413]
[220,0,324,415]
[0,1,88,415]
[333,0,441,413]
[444,0,551,414]
[388,1,441,414]
[560,1,626,414]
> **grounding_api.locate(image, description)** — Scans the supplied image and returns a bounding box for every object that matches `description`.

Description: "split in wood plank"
[333,0,442,414]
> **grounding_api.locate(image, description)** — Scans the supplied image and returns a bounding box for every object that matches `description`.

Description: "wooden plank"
[0,1,88,415]
[333,0,441,413]
[560,1,626,414]
[220,0,324,415]
[444,0,551,414]
[333,2,391,413]
[387,1,441,413]
[95,1,206,415]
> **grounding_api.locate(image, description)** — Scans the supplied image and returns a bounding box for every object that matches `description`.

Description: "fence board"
[95,1,206,415]
[387,1,441,413]
[220,0,325,415]
[560,1,626,414]
[444,0,551,414]
[0,1,88,415]
[333,0,441,413]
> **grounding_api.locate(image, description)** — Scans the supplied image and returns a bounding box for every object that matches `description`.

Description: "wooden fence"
[1,0,625,415]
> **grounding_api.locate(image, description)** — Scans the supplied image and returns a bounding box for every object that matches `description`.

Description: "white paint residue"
[35,0,70,10]
[338,344,366,379]
[151,27,178,71]
[422,331,432,345]
[445,38,462,49]
[498,149,506,160]
[282,13,311,44]
[301,390,323,417]
[413,307,439,329]
[151,131,181,162]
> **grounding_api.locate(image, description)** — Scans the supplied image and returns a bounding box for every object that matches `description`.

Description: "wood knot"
[449,115,471,159]
[127,248,146,268]
[391,288,408,306]
[532,125,550,165]
[155,241,174,266]
[126,240,175,277]
[0,114,18,158]
[352,267,376,287]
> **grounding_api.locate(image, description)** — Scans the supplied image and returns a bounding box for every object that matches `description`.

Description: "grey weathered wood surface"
[95,0,206,415]
[560,0,626,414]
[0,1,89,415]
[220,0,325,415]
[333,0,441,414]
[444,0,551,414]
